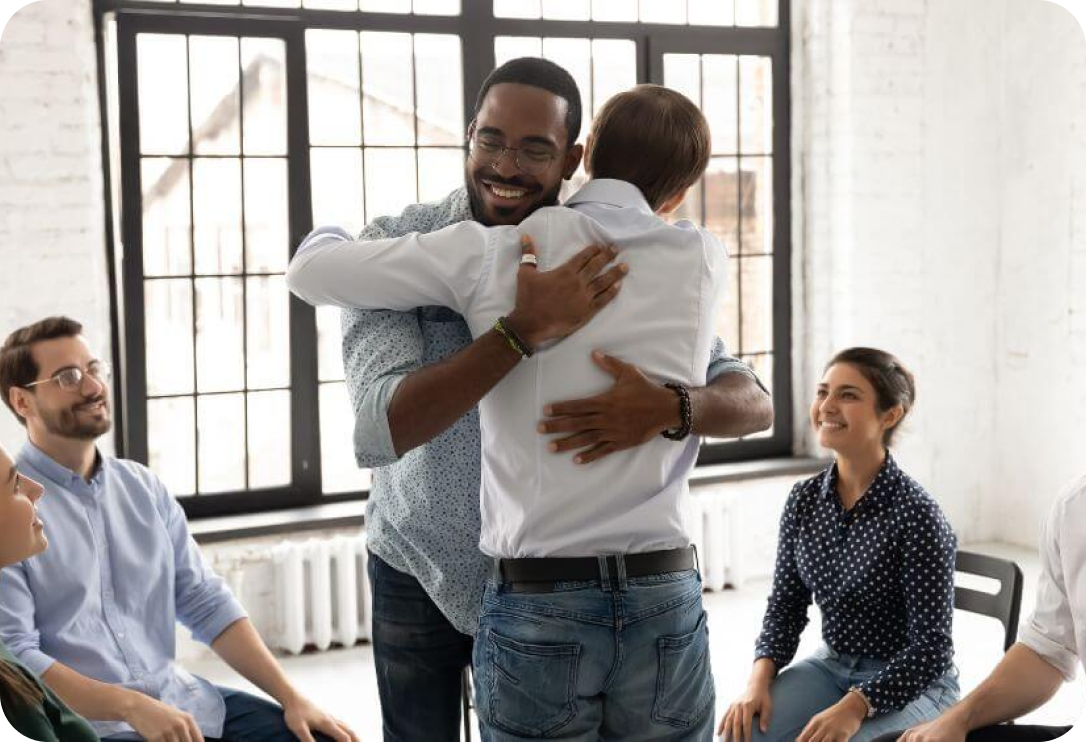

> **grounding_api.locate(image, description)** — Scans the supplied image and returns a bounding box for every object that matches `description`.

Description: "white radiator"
[269,534,372,655]
[683,489,748,592]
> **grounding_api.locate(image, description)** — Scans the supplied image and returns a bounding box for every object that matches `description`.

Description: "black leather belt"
[495,547,696,592]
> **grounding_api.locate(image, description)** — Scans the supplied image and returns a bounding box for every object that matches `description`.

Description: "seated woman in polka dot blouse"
[718,347,960,742]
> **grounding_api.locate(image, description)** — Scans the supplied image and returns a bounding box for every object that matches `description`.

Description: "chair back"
[954,550,1024,652]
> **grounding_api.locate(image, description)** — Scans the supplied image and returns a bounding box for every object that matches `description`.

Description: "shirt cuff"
[296,225,354,258]
[707,357,769,394]
[1019,621,1079,681]
[352,373,406,468]
[15,647,56,679]
[193,599,249,647]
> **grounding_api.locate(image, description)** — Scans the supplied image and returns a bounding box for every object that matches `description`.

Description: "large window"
[98,0,791,517]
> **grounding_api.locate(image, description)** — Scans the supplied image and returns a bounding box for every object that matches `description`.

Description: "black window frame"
[94,0,792,519]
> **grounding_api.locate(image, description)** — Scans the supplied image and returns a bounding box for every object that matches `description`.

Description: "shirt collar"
[19,440,107,493]
[564,179,655,216]
[818,452,900,506]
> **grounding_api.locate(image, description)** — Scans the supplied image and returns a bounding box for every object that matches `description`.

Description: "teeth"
[489,184,527,199]
[820,422,845,430]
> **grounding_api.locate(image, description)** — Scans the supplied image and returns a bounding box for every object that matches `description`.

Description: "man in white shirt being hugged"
[289,85,727,740]
[877,474,1086,742]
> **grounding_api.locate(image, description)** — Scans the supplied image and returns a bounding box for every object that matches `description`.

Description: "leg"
[368,551,474,742]
[748,654,846,742]
[212,686,337,742]
[852,670,960,742]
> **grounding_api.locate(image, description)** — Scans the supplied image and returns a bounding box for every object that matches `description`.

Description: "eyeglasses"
[468,133,559,177]
[24,361,112,392]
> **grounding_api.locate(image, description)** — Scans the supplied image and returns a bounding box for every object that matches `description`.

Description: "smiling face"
[0,444,47,568]
[810,363,903,456]
[13,335,112,442]
[465,82,582,226]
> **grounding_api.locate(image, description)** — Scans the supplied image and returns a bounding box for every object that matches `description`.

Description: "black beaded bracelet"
[661,382,693,441]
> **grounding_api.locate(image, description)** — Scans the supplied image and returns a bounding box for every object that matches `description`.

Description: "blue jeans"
[473,569,715,741]
[368,550,474,741]
[750,645,960,742]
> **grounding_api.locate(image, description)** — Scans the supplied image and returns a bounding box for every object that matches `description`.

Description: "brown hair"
[0,316,84,426]
[586,84,711,211]
[826,347,916,447]
[0,661,44,709]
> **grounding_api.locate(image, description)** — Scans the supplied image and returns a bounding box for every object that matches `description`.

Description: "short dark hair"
[826,347,916,447]
[473,57,583,148]
[586,85,711,211]
[0,316,84,426]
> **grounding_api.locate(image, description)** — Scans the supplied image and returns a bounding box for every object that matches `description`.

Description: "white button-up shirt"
[289,179,726,558]
[1018,473,1086,680]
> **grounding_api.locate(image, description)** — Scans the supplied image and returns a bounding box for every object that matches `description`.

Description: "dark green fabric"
[0,641,97,742]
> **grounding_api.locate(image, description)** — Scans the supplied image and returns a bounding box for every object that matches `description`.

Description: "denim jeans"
[749,644,960,742]
[473,568,714,741]
[368,550,474,741]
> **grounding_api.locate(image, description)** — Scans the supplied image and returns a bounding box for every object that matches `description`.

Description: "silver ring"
[520,253,538,267]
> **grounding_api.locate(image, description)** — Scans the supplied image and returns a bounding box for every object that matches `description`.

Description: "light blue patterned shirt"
[338,186,760,635]
[0,443,248,739]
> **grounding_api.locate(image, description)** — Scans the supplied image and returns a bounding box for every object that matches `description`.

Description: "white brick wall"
[0,0,113,453]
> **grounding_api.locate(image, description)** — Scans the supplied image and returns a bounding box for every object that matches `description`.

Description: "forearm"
[947,643,1064,730]
[389,328,523,456]
[210,618,300,707]
[689,372,773,438]
[41,661,141,722]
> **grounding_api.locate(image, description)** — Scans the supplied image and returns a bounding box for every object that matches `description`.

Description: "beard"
[466,172,564,227]
[40,397,112,441]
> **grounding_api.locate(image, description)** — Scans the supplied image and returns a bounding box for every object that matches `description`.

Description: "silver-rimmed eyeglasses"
[24,361,112,392]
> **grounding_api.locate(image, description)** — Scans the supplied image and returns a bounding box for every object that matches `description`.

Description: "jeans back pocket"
[484,629,581,738]
[653,611,714,729]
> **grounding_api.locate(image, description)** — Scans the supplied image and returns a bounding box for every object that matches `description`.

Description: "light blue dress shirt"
[0,443,248,739]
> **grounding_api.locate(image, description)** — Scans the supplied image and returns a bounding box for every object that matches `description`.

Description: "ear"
[582,134,594,177]
[8,387,32,424]
[466,119,476,142]
[656,187,689,216]
[562,143,584,180]
[882,404,904,433]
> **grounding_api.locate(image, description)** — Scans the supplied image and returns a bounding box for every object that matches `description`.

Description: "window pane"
[192,158,243,274]
[640,0,685,24]
[671,177,702,225]
[413,0,460,14]
[320,382,372,494]
[317,305,345,382]
[495,36,542,67]
[418,148,464,204]
[361,0,409,9]
[542,0,588,20]
[704,156,739,255]
[739,56,772,154]
[182,0,237,6]
[736,0,777,26]
[361,32,415,146]
[740,157,772,255]
[494,0,541,18]
[148,397,196,496]
[241,38,288,156]
[247,390,291,488]
[304,0,356,10]
[591,40,636,116]
[739,255,773,353]
[145,279,194,396]
[689,0,734,25]
[663,54,700,111]
[244,0,299,7]
[195,277,244,393]
[542,38,590,121]
[142,158,191,276]
[704,55,738,154]
[246,275,290,389]
[311,148,365,235]
[137,34,189,155]
[591,0,636,21]
[715,253,740,355]
[365,148,417,221]
[189,36,240,156]
[243,159,289,273]
[414,34,463,146]
[307,30,362,146]
[197,393,246,492]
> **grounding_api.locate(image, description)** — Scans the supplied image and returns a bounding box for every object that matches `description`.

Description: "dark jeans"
[368,550,474,742]
[873,724,1073,742]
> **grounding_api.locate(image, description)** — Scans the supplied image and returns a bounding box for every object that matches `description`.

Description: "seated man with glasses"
[290,84,743,740]
[0,316,358,742]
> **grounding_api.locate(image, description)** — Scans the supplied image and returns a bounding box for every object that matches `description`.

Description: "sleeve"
[858,501,958,713]
[287,220,491,316]
[1018,492,1079,680]
[0,562,55,677]
[705,336,770,394]
[158,479,248,646]
[754,484,813,669]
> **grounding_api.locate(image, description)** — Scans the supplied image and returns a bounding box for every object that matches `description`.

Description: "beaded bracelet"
[494,316,534,358]
[661,382,693,441]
